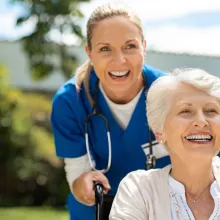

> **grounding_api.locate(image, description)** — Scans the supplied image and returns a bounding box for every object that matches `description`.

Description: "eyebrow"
[177,103,193,107]
[177,102,219,107]
[96,39,138,46]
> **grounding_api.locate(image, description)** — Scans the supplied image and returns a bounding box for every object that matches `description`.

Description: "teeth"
[109,71,128,77]
[185,135,212,140]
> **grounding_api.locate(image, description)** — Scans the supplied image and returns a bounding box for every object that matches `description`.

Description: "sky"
[0,0,220,56]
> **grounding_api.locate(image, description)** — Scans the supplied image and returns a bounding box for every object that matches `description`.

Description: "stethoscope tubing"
[85,112,112,173]
[84,73,156,173]
[84,74,157,220]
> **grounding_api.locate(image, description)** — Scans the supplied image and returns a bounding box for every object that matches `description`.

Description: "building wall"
[147,51,220,77]
[0,41,65,91]
[0,41,220,91]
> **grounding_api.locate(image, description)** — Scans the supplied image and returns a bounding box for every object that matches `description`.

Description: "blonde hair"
[75,3,144,106]
[147,68,220,133]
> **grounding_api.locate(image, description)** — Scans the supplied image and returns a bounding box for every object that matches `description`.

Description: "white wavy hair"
[146,68,220,133]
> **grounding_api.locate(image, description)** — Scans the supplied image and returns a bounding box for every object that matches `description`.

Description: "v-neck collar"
[88,67,150,130]
[160,156,220,219]
[154,158,220,220]
[90,76,147,138]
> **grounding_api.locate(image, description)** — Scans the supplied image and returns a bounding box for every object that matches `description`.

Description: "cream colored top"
[109,157,220,220]
[169,176,220,219]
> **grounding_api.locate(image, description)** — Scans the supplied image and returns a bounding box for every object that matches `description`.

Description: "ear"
[142,39,147,59]
[155,132,163,142]
[143,39,147,51]
[85,45,92,60]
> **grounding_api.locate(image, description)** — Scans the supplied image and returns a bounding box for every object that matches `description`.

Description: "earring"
[160,140,165,144]
[90,61,93,66]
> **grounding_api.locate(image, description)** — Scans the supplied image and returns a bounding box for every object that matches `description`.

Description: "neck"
[102,75,144,104]
[170,157,215,197]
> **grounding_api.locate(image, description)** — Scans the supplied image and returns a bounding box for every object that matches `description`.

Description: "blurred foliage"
[11,0,91,80]
[0,64,69,207]
[0,207,68,220]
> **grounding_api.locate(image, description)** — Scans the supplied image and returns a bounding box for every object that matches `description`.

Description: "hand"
[71,171,111,206]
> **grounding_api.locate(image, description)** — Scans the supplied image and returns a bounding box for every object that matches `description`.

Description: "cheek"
[92,57,109,78]
[164,118,189,140]
[129,54,144,71]
[212,119,220,139]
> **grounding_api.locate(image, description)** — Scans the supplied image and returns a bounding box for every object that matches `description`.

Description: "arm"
[51,91,86,158]
[64,155,93,193]
[109,171,149,220]
[51,88,110,205]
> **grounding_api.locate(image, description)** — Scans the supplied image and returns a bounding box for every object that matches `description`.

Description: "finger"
[92,172,111,190]
[103,189,110,194]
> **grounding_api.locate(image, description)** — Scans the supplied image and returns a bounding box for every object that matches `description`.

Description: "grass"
[0,207,68,220]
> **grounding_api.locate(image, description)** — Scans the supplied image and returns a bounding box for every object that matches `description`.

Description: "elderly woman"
[109,68,220,220]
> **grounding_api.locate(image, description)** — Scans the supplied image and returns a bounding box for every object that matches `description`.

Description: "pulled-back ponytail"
[75,59,94,106]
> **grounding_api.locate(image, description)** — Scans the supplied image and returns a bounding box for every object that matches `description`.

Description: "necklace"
[186,183,211,203]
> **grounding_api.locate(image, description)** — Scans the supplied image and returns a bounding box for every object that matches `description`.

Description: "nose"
[192,111,209,128]
[111,51,126,65]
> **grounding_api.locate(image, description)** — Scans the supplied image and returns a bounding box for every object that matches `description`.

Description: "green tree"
[0,65,68,206]
[11,0,90,80]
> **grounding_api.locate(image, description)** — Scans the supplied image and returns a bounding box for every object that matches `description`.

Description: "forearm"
[64,154,94,194]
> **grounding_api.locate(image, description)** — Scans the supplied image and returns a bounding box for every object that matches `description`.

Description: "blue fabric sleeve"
[51,91,87,158]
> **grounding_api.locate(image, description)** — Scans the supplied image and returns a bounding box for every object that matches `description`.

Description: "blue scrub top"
[51,64,171,220]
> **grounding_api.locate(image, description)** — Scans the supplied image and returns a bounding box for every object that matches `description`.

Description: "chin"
[189,148,215,160]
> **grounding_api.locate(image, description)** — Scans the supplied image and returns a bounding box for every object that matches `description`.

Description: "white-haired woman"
[110,68,220,220]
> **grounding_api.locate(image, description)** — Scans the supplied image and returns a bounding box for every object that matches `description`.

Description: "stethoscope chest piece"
[146,154,156,170]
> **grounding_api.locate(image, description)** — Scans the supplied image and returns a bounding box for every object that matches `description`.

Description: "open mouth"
[108,70,130,79]
[185,134,213,143]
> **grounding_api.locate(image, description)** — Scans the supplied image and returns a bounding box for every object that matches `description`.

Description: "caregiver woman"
[51,3,169,220]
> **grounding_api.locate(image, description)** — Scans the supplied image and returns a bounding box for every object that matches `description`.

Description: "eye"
[100,46,111,52]
[206,109,218,113]
[125,44,137,49]
[179,109,191,114]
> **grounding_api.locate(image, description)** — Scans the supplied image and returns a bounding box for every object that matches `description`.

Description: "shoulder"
[142,64,166,87]
[51,75,87,115]
[124,169,157,180]
[120,165,171,194]
[119,169,157,188]
[52,77,78,105]
[50,76,89,124]
[143,64,166,78]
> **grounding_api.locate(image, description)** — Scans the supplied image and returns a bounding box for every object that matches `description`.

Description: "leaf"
[31,63,54,80]
[72,24,83,38]
[11,0,91,80]
[16,16,30,26]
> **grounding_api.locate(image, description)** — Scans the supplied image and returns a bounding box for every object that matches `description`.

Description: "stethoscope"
[84,75,157,219]
[84,74,159,172]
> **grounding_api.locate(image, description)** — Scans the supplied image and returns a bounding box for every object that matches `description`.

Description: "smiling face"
[86,16,146,99]
[159,82,220,160]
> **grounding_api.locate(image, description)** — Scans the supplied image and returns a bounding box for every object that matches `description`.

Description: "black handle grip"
[94,182,104,220]
[94,182,104,206]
